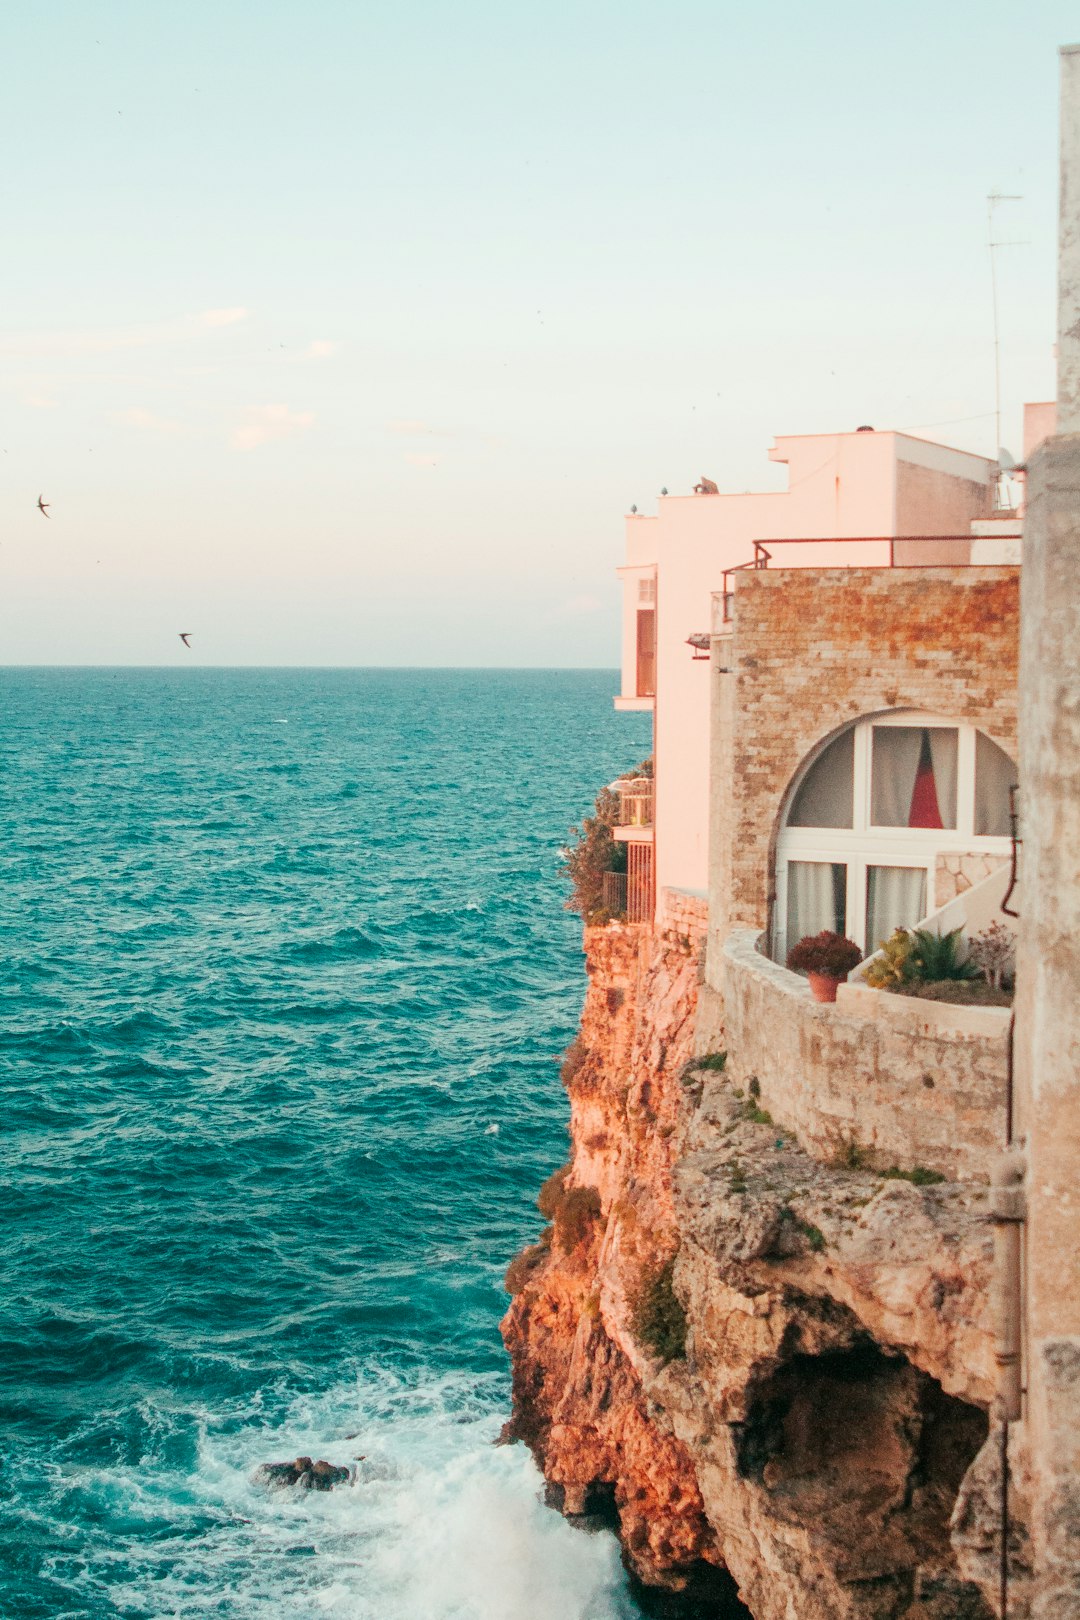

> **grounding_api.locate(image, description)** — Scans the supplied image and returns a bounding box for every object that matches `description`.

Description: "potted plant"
[787,930,863,1003]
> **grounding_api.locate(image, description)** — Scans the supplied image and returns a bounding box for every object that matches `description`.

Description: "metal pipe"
[990,1146,1026,1423]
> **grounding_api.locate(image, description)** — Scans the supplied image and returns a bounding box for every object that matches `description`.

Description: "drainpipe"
[990,1144,1026,1424]
[990,1139,1025,1619]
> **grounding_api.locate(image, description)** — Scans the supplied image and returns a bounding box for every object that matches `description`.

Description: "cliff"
[502,912,1008,1619]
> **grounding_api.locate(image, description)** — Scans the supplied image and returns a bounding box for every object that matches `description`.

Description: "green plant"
[729,1160,748,1193]
[748,1076,760,1100]
[863,928,917,989]
[741,1104,774,1126]
[864,925,981,991]
[561,758,652,923]
[681,1050,727,1084]
[504,1240,550,1295]
[560,1039,589,1086]
[555,1185,602,1250]
[968,920,1015,991]
[631,1257,687,1363]
[834,1137,868,1171]
[537,1165,570,1219]
[880,1165,947,1187]
[796,1220,826,1252]
[787,931,863,978]
[907,927,982,983]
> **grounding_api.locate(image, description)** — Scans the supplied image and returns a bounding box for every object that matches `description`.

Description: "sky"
[1,1,1075,666]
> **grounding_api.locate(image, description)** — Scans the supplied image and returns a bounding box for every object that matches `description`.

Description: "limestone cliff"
[502,916,1004,1619]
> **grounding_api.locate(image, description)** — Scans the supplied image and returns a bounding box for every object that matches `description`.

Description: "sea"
[0,667,651,1620]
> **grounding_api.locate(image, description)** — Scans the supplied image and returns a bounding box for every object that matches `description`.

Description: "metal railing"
[713,534,999,629]
[602,870,628,915]
[615,777,653,827]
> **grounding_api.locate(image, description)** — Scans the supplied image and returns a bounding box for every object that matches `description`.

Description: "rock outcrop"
[502,917,1006,1618]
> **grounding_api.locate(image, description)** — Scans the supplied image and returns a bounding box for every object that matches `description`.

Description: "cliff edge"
[502,912,1010,1619]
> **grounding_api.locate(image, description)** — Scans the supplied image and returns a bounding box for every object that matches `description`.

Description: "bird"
[37,495,50,518]
[179,632,193,648]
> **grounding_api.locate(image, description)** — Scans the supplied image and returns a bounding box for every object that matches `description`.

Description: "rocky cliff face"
[502,919,1005,1619]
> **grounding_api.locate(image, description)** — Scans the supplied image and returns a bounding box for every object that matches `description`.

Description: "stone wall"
[658,885,709,941]
[719,929,1009,1184]
[934,850,1009,908]
[707,566,1020,972]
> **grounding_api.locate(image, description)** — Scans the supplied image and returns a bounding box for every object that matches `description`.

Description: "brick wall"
[708,566,1019,952]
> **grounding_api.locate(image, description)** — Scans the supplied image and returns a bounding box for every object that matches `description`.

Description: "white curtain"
[786,862,844,959]
[866,865,927,953]
[788,729,854,828]
[926,728,958,828]
[871,728,923,826]
[975,732,1017,836]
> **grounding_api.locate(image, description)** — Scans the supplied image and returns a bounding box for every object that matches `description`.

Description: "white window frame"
[773,711,1014,959]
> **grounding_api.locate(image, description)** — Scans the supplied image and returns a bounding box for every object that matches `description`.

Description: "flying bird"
[179,632,193,648]
[37,495,50,518]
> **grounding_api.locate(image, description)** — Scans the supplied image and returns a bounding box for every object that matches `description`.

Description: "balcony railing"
[713,535,997,631]
[615,777,653,828]
[602,871,627,915]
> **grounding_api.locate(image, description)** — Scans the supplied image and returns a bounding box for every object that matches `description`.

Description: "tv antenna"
[987,191,1026,464]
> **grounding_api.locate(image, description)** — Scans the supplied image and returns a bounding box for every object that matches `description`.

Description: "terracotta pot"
[807,971,842,1004]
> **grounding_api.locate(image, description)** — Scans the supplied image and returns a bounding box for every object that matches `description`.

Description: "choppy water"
[0,668,650,1620]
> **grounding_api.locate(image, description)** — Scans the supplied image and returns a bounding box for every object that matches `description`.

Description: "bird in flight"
[37,495,50,518]
[179,632,193,648]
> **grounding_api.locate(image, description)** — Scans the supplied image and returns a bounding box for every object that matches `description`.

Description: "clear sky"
[1,1,1074,666]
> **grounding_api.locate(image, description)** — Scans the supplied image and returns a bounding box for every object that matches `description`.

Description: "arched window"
[773,713,1015,962]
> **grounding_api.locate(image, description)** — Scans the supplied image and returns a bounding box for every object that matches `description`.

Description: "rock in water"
[253,1455,353,1491]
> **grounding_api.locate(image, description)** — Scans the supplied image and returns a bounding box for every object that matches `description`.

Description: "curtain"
[866,865,927,953]
[926,729,958,828]
[788,729,854,828]
[786,862,845,959]
[975,732,1016,836]
[871,728,923,825]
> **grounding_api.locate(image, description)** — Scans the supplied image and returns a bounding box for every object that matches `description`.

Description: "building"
[613,427,1003,928]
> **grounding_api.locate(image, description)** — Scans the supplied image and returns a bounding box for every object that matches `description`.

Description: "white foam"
[68,1368,636,1619]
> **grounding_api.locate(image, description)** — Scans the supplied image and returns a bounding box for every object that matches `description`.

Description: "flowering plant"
[786,931,863,978]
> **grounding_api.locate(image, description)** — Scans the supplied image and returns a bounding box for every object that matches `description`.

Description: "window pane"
[788,729,854,828]
[871,726,957,828]
[975,732,1016,836]
[786,861,846,960]
[866,865,927,953]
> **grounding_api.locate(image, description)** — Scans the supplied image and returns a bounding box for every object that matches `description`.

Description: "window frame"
[773,712,1013,959]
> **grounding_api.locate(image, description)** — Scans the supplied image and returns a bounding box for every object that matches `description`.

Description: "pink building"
[613,426,1010,927]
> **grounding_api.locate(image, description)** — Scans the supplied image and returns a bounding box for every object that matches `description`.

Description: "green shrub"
[555,1185,602,1251]
[504,1241,550,1295]
[880,1165,947,1187]
[537,1165,570,1219]
[865,926,981,991]
[561,758,652,923]
[834,1138,868,1171]
[560,1039,589,1086]
[907,927,982,983]
[796,1220,826,1252]
[741,1104,774,1127]
[632,1257,687,1363]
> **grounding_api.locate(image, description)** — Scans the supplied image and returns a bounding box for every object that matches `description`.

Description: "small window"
[638,577,656,604]
[787,730,855,829]
[974,732,1016,836]
[871,726,957,829]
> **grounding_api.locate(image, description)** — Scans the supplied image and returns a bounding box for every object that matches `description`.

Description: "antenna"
[987,192,1025,463]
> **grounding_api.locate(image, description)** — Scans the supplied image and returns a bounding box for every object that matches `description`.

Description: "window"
[773,714,1015,961]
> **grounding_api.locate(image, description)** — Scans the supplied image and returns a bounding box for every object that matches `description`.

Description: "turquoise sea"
[1,668,650,1620]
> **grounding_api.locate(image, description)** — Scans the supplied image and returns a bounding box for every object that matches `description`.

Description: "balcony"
[613,776,653,830]
[712,535,1012,633]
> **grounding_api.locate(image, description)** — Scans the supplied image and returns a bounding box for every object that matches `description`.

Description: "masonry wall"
[706,565,1020,975]
[720,929,1009,1184]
